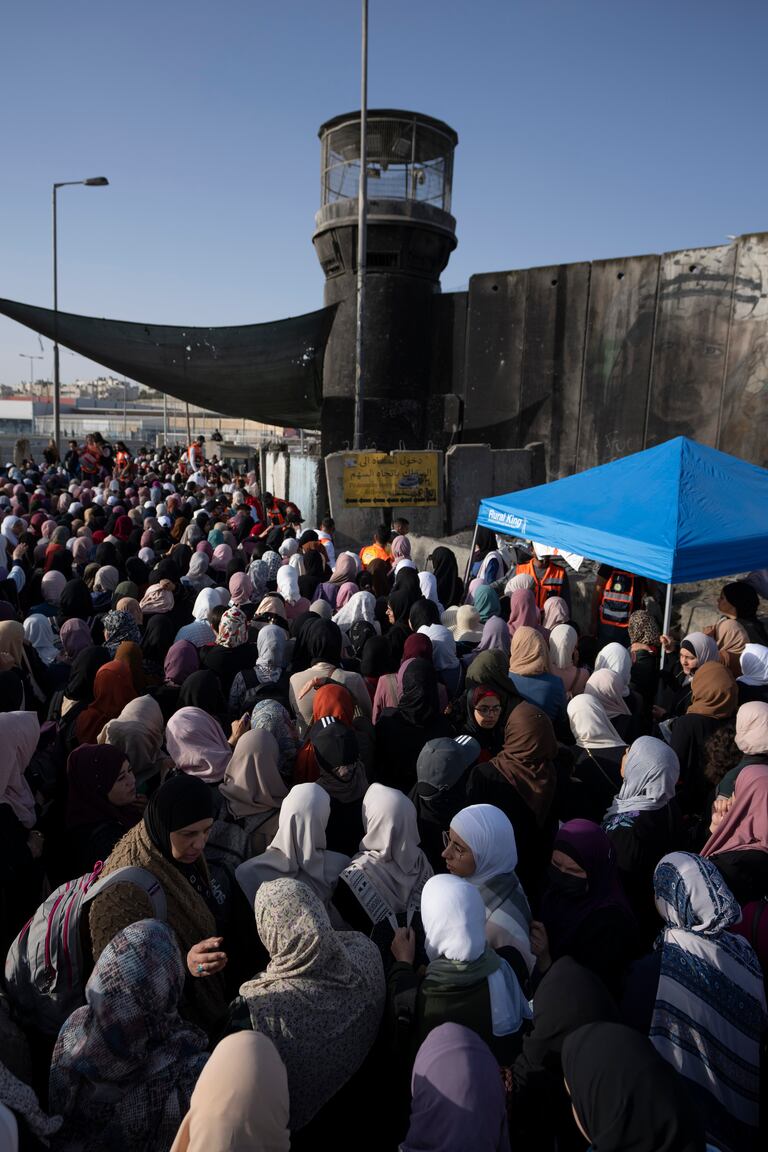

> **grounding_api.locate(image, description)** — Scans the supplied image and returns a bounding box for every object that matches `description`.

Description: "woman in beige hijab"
[507,626,567,729]
[171,1031,289,1152]
[97,694,168,786]
[206,730,288,867]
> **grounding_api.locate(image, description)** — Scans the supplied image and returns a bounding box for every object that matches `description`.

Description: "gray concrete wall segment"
[445,443,493,534]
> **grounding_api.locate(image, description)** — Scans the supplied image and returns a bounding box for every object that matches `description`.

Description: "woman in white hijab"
[505,572,535,595]
[418,572,444,614]
[335,784,433,941]
[585,668,639,743]
[446,804,534,975]
[594,642,632,696]
[565,696,627,823]
[275,564,310,621]
[182,553,214,594]
[601,738,683,945]
[548,624,589,699]
[23,614,60,665]
[389,873,531,1064]
[278,537,299,559]
[737,643,768,703]
[235,782,349,909]
[333,590,381,636]
[192,587,221,623]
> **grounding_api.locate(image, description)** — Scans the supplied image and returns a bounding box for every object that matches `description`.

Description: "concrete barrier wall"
[324,445,535,548]
[457,233,768,478]
[262,449,322,529]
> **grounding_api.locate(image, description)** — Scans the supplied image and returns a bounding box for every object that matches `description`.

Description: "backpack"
[5,862,166,1036]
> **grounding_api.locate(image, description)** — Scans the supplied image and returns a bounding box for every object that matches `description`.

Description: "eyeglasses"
[475,704,502,716]
[441,831,467,857]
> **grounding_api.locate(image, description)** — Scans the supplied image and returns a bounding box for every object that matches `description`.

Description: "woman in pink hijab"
[701,763,768,909]
[391,535,411,562]
[211,544,233,573]
[506,589,546,640]
[165,706,235,782]
[229,571,253,608]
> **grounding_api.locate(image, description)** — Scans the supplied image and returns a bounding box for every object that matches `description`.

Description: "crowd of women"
[0,446,765,1151]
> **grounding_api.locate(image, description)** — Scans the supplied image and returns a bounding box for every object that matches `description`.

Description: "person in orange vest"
[515,544,571,612]
[187,437,205,474]
[360,524,392,569]
[114,441,133,482]
[593,565,648,647]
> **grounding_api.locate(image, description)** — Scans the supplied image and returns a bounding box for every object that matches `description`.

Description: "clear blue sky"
[1,0,765,388]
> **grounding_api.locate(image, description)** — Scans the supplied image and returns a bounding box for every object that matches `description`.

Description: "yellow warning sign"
[342,451,440,507]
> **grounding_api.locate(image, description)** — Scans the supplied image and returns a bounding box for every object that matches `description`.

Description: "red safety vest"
[515,559,566,611]
[599,571,635,630]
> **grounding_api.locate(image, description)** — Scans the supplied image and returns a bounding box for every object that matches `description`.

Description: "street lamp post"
[52,176,109,452]
[19,353,44,393]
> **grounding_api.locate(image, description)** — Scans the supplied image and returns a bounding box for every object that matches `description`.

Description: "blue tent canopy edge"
[476,437,768,585]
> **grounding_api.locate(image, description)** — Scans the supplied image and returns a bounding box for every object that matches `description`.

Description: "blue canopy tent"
[471,436,768,645]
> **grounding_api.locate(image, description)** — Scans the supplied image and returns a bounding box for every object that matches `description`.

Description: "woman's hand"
[27,830,44,860]
[529,920,552,972]
[187,937,228,978]
[298,676,326,700]
[709,794,732,833]
[659,634,676,654]
[391,926,416,965]
[12,544,27,563]
[229,715,250,745]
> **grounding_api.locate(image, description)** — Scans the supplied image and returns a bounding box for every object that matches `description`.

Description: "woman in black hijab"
[360,634,396,697]
[385,587,416,664]
[87,772,230,1035]
[429,546,463,609]
[304,617,344,667]
[562,1022,706,1152]
[719,580,768,645]
[54,645,111,751]
[408,597,440,632]
[456,684,507,760]
[58,578,94,623]
[141,614,177,672]
[374,658,451,791]
[94,541,121,572]
[298,549,325,602]
[178,669,228,724]
[509,958,618,1151]
[289,611,317,674]
[125,555,150,592]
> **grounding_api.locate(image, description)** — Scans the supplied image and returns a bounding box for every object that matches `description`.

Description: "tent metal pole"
[660,583,673,669]
[463,521,480,601]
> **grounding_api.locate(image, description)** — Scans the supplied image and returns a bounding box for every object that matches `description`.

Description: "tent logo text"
[487,509,526,532]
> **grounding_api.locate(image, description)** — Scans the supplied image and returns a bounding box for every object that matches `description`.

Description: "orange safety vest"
[599,571,635,629]
[515,558,566,611]
[360,543,391,568]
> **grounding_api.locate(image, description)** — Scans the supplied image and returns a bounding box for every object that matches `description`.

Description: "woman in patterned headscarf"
[650,852,766,1152]
[232,878,384,1131]
[50,919,209,1152]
